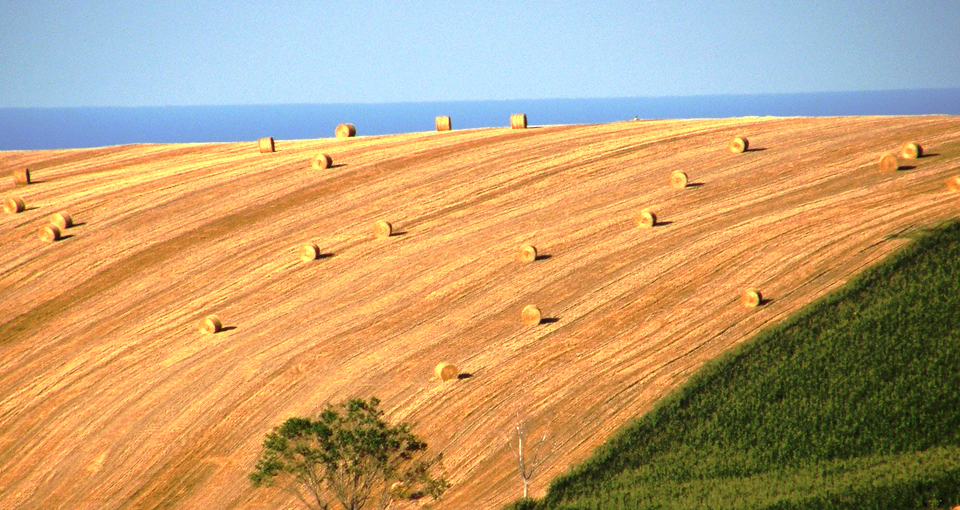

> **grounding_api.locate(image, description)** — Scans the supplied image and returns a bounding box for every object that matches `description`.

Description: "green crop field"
[508,221,960,510]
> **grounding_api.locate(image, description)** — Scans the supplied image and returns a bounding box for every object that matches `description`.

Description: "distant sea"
[2,88,959,151]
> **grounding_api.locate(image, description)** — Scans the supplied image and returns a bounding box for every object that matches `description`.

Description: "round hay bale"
[374,220,393,239]
[435,362,458,381]
[12,168,31,185]
[199,314,223,334]
[946,176,960,193]
[728,137,749,153]
[258,137,275,153]
[299,243,320,262]
[335,123,357,138]
[900,141,923,159]
[311,152,333,170]
[878,154,899,172]
[670,171,688,189]
[741,288,762,308]
[521,304,541,326]
[39,224,61,242]
[517,244,537,263]
[50,211,73,230]
[435,116,452,132]
[636,208,657,228]
[510,113,527,129]
[3,197,25,214]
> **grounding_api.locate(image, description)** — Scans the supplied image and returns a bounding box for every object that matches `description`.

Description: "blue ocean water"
[2,88,958,151]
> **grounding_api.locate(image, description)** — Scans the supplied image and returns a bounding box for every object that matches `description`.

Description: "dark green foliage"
[250,397,448,510]
[512,221,960,510]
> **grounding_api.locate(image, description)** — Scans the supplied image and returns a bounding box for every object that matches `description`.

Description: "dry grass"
[435,362,458,381]
[2,115,959,510]
[258,137,275,154]
[728,137,749,153]
[336,124,357,138]
[436,116,452,132]
[3,197,25,214]
[199,315,223,334]
[521,304,542,326]
[510,114,527,129]
[879,154,900,172]
[670,171,688,189]
[517,244,537,263]
[311,153,333,170]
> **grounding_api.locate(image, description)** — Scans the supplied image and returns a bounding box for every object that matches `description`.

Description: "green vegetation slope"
[513,221,960,510]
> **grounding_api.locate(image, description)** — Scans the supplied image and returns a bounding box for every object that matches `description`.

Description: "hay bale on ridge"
[900,141,923,159]
[311,153,333,170]
[199,315,223,334]
[946,176,960,193]
[39,225,61,242]
[521,304,542,326]
[435,116,452,132]
[517,244,537,263]
[728,137,749,153]
[510,114,527,129]
[50,211,73,230]
[670,171,688,189]
[336,124,357,138]
[299,243,320,262]
[258,137,275,153]
[3,197,25,214]
[435,362,458,381]
[878,154,900,172]
[374,220,393,239]
[636,208,657,228]
[12,168,31,185]
[741,288,762,308]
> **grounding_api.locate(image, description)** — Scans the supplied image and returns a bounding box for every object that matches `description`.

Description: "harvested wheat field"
[2,116,960,509]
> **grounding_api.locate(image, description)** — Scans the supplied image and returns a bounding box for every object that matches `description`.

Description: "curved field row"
[1,116,959,509]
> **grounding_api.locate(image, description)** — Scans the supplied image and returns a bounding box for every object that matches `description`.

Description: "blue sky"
[2,1,959,107]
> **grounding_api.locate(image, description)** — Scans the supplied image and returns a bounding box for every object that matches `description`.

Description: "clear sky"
[2,1,959,108]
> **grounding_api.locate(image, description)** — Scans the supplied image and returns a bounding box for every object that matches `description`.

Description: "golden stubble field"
[2,116,959,509]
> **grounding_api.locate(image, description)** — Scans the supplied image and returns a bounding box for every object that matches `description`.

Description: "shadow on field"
[920,153,939,158]
[541,317,560,324]
[221,326,237,332]
[457,373,473,380]
[535,254,552,261]
[686,182,704,188]
[745,147,767,152]
[655,221,674,227]
[897,166,917,171]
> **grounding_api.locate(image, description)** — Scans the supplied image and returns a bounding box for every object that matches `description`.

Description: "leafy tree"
[250,397,449,510]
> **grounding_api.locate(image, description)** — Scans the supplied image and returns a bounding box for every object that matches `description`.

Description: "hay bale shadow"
[897,165,917,171]
[221,326,237,332]
[541,317,560,324]
[655,220,674,227]
[457,373,473,380]
[534,254,552,261]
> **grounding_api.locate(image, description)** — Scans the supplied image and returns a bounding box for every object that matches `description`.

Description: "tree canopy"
[250,397,449,510]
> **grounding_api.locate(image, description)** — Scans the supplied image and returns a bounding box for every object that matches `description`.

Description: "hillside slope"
[1,117,959,509]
